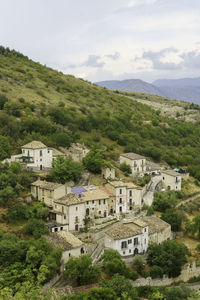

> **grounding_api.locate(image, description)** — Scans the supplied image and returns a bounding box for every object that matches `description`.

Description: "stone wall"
[132,261,200,287]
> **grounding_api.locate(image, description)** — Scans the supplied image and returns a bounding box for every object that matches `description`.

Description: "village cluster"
[5,140,189,267]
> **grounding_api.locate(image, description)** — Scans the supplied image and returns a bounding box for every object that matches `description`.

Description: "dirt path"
[176,193,200,208]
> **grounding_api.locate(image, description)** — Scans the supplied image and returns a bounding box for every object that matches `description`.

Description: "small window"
[123,251,126,255]
[92,200,94,204]
[121,241,127,249]
[119,206,122,212]
[120,189,122,194]
[129,249,131,253]
[99,200,101,205]
[60,227,63,231]
[103,199,106,204]
[92,207,94,210]
[76,207,78,211]
[128,239,132,244]
[119,198,122,204]
[129,199,132,205]
[40,158,42,162]
[48,150,50,154]
[163,177,165,180]
[144,238,146,244]
[40,150,42,156]
[69,253,71,257]
[86,201,89,205]
[98,211,101,215]
[129,190,132,197]
[144,228,147,232]
[55,228,58,232]
[64,215,66,219]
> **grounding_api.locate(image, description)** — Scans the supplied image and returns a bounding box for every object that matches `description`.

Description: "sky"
[0,0,200,82]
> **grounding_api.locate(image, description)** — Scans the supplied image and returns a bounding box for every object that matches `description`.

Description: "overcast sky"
[0,0,200,82]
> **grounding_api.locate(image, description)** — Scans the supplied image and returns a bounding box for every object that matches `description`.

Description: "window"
[144,238,146,244]
[163,177,165,180]
[119,206,122,212]
[120,189,122,194]
[129,190,132,197]
[40,150,42,156]
[48,150,50,153]
[134,238,138,245]
[76,207,78,211]
[121,241,127,249]
[129,249,131,253]
[60,227,63,231]
[40,158,42,162]
[144,228,147,232]
[99,200,101,205]
[103,199,106,204]
[75,216,78,223]
[92,208,94,210]
[64,215,66,219]
[130,207,132,210]
[129,199,132,205]
[119,198,122,204]
[123,251,126,255]
[128,239,132,244]
[62,206,64,213]
[92,200,94,204]
[98,211,101,215]
[86,201,89,205]
[28,150,30,156]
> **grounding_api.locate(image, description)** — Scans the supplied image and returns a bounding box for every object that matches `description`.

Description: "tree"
[147,240,189,277]
[48,156,83,184]
[100,274,138,299]
[63,255,101,286]
[83,149,105,173]
[0,135,12,160]
[161,209,182,231]
[132,255,146,274]
[101,249,128,277]
[120,162,131,175]
[150,266,163,279]
[24,218,49,238]
[186,213,200,239]
[6,204,29,222]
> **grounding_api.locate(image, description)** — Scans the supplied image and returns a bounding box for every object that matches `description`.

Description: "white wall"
[120,156,146,175]
[161,173,181,191]
[68,203,85,231]
[22,147,53,169]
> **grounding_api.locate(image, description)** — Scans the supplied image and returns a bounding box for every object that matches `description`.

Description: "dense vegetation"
[1,46,200,179]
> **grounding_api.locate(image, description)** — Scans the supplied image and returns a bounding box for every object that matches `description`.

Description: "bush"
[150,266,163,279]
[132,255,146,274]
[24,218,49,238]
[7,204,29,222]
[120,162,131,174]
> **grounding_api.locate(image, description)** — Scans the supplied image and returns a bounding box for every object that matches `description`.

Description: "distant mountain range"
[95,78,200,104]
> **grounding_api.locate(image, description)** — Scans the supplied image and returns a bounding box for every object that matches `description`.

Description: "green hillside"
[1,46,200,179]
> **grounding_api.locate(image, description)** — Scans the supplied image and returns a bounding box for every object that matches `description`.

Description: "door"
[75,224,79,231]
[86,208,89,216]
[104,211,107,218]
[40,165,43,170]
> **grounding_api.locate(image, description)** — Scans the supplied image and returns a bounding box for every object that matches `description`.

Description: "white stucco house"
[10,141,53,171]
[102,167,115,180]
[120,153,146,176]
[161,170,182,191]
[104,215,171,257]
[105,219,149,257]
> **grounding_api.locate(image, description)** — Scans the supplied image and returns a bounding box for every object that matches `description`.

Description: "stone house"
[31,180,66,207]
[45,230,85,270]
[105,219,149,257]
[51,148,66,162]
[52,193,85,232]
[161,170,182,191]
[120,153,146,176]
[140,215,172,244]
[102,167,115,180]
[61,143,89,162]
[10,141,53,171]
[106,181,143,214]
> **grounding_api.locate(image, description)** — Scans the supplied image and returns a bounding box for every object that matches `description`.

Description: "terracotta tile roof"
[81,186,110,201]
[31,180,63,190]
[54,193,84,206]
[140,216,171,234]
[45,230,82,250]
[22,140,47,149]
[120,152,146,160]
[105,222,143,240]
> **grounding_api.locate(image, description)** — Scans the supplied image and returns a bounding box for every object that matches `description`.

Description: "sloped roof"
[22,141,47,149]
[161,169,181,177]
[51,148,65,157]
[105,222,143,240]
[31,180,63,190]
[140,215,171,234]
[54,193,84,206]
[120,153,146,160]
[45,230,82,250]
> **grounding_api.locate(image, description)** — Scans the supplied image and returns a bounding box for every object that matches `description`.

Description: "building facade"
[161,170,182,191]
[120,153,146,176]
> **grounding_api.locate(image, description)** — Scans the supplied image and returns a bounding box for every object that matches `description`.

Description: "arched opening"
[75,224,79,231]
[80,247,84,254]
[134,248,138,255]
[86,208,90,216]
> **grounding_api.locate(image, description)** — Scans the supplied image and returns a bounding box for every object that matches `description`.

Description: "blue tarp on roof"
[173,168,179,172]
[71,186,87,197]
